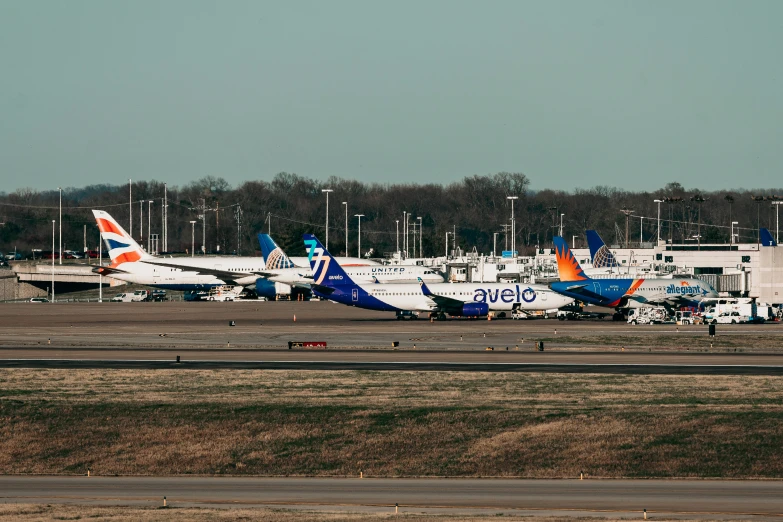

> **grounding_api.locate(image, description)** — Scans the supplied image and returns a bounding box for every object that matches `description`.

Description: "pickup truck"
[713,311,749,324]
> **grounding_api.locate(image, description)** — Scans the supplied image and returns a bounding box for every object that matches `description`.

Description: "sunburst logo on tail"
[553,238,587,282]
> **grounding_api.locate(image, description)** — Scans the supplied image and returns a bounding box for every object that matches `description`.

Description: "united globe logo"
[265,248,294,269]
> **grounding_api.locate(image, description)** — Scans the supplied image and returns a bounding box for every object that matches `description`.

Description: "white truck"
[627,307,669,325]
[702,298,768,323]
[712,311,749,324]
[206,285,242,302]
[110,293,134,303]
[130,290,149,302]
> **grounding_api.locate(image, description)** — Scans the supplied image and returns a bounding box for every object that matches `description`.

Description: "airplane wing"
[418,279,464,311]
[140,260,260,285]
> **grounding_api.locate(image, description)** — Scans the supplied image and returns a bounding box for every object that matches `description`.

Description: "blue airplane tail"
[303,234,355,287]
[553,236,589,282]
[760,228,777,247]
[258,234,296,269]
[586,230,619,268]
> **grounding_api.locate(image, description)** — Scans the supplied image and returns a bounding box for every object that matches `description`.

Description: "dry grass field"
[0,504,689,522]
[1,369,782,478]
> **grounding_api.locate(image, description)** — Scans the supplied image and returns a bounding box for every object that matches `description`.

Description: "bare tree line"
[1,174,781,258]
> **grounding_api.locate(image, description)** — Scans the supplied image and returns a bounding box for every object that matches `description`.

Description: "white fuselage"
[265,265,444,286]
[105,256,377,290]
[358,282,573,312]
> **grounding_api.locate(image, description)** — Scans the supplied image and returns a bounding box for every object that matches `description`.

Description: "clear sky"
[1,0,782,192]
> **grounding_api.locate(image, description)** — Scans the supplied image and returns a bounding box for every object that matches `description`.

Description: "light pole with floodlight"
[731,221,738,247]
[58,187,62,265]
[322,189,333,250]
[653,199,663,243]
[507,196,518,255]
[51,220,55,301]
[418,216,423,258]
[559,213,564,237]
[355,214,364,258]
[147,201,154,253]
[342,201,348,255]
[190,221,196,257]
[395,220,399,254]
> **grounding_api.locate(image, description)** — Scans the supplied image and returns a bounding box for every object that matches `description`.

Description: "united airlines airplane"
[257,233,444,286]
[303,234,573,319]
[550,236,718,309]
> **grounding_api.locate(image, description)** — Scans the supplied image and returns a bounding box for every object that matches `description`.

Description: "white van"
[110,293,134,303]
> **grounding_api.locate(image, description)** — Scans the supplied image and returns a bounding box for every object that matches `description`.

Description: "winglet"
[418,277,433,296]
[760,228,778,247]
[302,234,354,286]
[553,236,588,282]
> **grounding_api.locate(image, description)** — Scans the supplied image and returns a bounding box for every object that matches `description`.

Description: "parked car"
[713,311,749,324]
[29,297,49,303]
[110,293,134,303]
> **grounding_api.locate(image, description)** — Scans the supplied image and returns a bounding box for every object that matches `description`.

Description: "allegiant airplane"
[303,234,573,319]
[549,236,717,310]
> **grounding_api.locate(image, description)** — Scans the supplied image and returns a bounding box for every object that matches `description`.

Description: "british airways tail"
[760,228,778,247]
[553,236,589,282]
[258,234,297,269]
[92,210,152,267]
[302,234,355,287]
[586,230,619,268]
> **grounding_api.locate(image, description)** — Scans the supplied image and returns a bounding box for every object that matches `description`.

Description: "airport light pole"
[770,200,783,244]
[493,232,498,257]
[355,214,364,258]
[559,213,564,237]
[445,231,453,258]
[731,221,738,246]
[395,220,399,254]
[654,199,663,243]
[418,216,423,258]
[190,221,196,257]
[58,187,62,265]
[129,179,132,240]
[147,201,153,253]
[342,201,348,255]
[403,211,408,257]
[640,216,644,247]
[322,189,333,250]
[51,220,55,302]
[139,200,143,243]
[507,196,518,255]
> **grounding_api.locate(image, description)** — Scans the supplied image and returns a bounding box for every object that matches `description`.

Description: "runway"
[2,348,783,373]
[1,476,781,517]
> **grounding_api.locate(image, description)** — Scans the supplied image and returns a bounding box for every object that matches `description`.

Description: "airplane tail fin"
[258,234,297,269]
[553,236,589,282]
[92,210,152,266]
[760,228,778,247]
[586,230,619,268]
[303,234,355,287]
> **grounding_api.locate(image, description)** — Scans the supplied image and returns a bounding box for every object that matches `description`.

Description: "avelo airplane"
[92,210,376,294]
[303,234,573,319]
[257,233,445,287]
[550,236,718,309]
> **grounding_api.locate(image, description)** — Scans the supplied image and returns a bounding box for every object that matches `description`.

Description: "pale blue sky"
[1,0,782,192]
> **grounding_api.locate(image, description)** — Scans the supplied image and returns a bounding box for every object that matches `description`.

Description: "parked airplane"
[257,234,444,286]
[760,228,778,247]
[93,210,269,292]
[303,234,573,318]
[549,236,717,310]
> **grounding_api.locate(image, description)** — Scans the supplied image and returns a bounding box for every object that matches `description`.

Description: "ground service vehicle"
[145,290,167,302]
[713,311,748,324]
[110,293,134,303]
[627,307,669,325]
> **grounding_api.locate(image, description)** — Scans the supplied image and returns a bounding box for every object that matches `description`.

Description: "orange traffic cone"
[293,314,297,322]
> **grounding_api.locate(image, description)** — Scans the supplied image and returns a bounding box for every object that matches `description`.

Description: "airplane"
[549,236,718,310]
[760,228,778,247]
[302,234,573,319]
[257,233,445,287]
[93,209,272,293]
